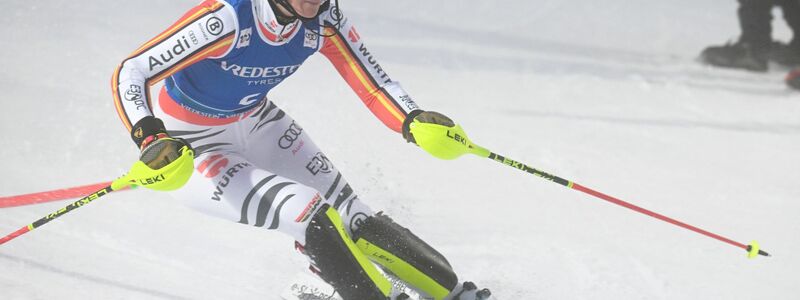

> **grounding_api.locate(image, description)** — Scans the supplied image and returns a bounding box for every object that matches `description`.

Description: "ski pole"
[0,142,195,246]
[410,122,771,259]
[0,181,135,208]
[0,182,124,245]
[477,150,770,258]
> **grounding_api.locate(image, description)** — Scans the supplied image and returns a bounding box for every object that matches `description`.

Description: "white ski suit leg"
[152,83,373,245]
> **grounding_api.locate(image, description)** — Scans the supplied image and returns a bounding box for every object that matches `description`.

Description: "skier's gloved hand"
[131,116,168,149]
[401,110,455,144]
[127,116,195,191]
[402,110,477,160]
[130,116,190,169]
[139,134,192,170]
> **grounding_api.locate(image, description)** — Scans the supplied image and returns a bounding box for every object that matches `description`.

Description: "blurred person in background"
[701,0,800,72]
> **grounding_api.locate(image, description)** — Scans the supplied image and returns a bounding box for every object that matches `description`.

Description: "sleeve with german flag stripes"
[111,0,236,133]
[318,13,420,133]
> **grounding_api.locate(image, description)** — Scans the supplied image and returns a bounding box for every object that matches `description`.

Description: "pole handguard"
[409,121,489,160]
[115,145,195,191]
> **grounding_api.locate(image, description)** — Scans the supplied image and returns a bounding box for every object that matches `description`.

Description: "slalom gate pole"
[478,149,770,258]
[0,182,135,208]
[0,184,119,245]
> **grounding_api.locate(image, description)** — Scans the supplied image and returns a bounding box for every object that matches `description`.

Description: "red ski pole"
[408,122,770,258]
[482,151,770,258]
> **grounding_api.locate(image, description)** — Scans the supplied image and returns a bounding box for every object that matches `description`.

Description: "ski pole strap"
[0,185,115,246]
[483,151,770,258]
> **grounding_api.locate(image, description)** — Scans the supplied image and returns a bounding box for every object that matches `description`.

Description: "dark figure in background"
[701,0,800,72]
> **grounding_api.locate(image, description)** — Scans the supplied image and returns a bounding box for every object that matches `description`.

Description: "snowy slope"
[1,0,799,299]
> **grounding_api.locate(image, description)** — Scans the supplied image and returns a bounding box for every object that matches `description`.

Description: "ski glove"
[127,116,195,191]
[129,116,190,169]
[131,116,168,148]
[139,134,192,170]
[402,110,455,144]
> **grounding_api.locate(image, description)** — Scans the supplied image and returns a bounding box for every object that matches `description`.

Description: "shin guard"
[354,213,458,300]
[304,204,392,300]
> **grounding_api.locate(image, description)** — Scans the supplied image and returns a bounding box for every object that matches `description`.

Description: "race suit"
[111,0,420,244]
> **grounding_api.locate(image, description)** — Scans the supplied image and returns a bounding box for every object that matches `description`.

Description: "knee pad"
[353,213,458,300]
[304,204,391,299]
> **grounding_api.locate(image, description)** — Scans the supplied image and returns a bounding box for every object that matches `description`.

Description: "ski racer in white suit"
[111,0,490,299]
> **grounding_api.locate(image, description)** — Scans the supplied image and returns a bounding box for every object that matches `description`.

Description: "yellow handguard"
[112,144,195,191]
[409,121,490,160]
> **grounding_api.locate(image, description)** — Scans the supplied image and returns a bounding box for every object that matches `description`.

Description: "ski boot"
[300,204,438,300]
[302,204,394,299]
[700,40,769,72]
[353,212,459,299]
[768,41,800,68]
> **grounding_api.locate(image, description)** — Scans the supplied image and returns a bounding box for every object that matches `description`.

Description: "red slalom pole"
[0,182,133,208]
[482,151,770,258]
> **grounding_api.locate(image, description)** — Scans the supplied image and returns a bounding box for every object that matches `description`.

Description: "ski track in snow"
[0,253,188,299]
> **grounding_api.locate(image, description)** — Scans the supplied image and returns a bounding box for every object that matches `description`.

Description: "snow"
[1,0,799,299]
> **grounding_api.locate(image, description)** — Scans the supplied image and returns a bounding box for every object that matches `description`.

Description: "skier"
[112,0,489,299]
[700,0,800,72]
